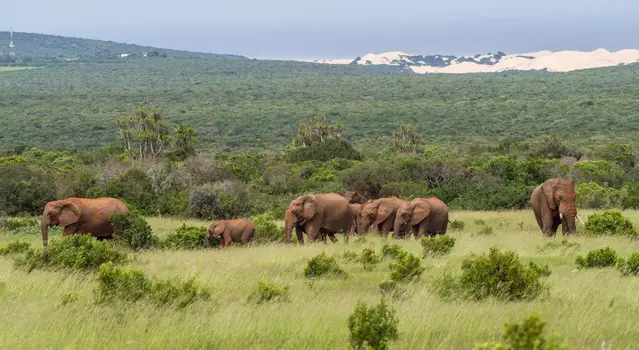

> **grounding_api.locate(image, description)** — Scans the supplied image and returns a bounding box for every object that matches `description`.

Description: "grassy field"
[1,210,639,349]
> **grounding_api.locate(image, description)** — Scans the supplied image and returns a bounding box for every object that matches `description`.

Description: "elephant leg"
[328,233,339,244]
[305,222,321,242]
[550,216,561,237]
[240,227,253,245]
[540,203,556,236]
[223,233,232,248]
[295,226,305,245]
[417,223,428,238]
[380,219,393,238]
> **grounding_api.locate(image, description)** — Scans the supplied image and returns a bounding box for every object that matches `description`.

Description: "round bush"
[584,211,636,237]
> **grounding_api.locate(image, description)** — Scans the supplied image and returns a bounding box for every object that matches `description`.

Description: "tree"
[166,122,198,162]
[392,124,421,154]
[115,109,170,161]
[292,116,344,148]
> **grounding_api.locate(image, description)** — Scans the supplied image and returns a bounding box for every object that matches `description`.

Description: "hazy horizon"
[4,0,639,60]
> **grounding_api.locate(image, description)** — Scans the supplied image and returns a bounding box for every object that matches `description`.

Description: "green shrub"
[421,235,456,257]
[3,217,38,231]
[575,247,618,268]
[621,182,639,209]
[447,247,550,301]
[0,240,31,255]
[361,248,382,271]
[249,213,281,243]
[379,280,407,299]
[90,168,157,215]
[109,212,158,250]
[304,253,346,279]
[0,163,56,216]
[286,138,362,163]
[575,182,620,209]
[247,280,290,304]
[476,225,494,236]
[161,224,209,249]
[15,235,127,272]
[381,243,405,259]
[584,210,636,237]
[617,253,639,276]
[341,251,360,263]
[535,239,580,254]
[389,251,425,283]
[348,299,399,350]
[450,220,465,230]
[96,262,210,308]
[188,181,252,220]
[475,315,566,350]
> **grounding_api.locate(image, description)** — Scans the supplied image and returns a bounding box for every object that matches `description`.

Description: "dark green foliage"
[475,315,566,350]
[450,220,465,230]
[247,280,290,304]
[476,225,495,236]
[621,182,639,209]
[389,251,425,283]
[2,217,38,231]
[341,251,360,263]
[381,243,405,259]
[90,168,157,215]
[249,213,281,243]
[0,240,31,255]
[617,253,639,276]
[348,299,399,350]
[109,213,157,250]
[575,247,618,268]
[161,224,209,250]
[286,139,362,163]
[14,235,127,272]
[361,248,382,271]
[440,247,550,301]
[188,181,251,220]
[0,164,56,216]
[95,261,210,308]
[341,162,400,199]
[584,211,636,236]
[303,253,346,279]
[421,235,456,257]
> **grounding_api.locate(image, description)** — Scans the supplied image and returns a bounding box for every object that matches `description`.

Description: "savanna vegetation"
[1,35,639,348]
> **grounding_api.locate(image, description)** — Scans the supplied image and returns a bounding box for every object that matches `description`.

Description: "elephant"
[349,203,362,234]
[40,197,129,246]
[393,197,449,238]
[284,193,353,244]
[358,197,409,237]
[339,191,365,204]
[207,218,255,248]
[531,178,584,236]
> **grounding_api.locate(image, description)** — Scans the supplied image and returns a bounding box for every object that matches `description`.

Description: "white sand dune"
[308,49,639,74]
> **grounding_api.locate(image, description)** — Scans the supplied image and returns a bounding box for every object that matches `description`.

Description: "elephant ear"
[411,202,431,226]
[58,202,81,227]
[213,222,226,236]
[375,200,395,223]
[542,179,559,210]
[302,195,318,221]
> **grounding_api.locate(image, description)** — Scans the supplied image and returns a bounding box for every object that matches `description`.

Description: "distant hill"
[0,31,245,59]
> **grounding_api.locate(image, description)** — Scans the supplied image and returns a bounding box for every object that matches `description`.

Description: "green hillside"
[0,31,244,59]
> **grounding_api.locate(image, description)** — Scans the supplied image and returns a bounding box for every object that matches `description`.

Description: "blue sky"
[4,0,639,59]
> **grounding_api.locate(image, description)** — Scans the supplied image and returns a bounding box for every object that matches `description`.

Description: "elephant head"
[206,221,226,247]
[542,179,581,234]
[394,200,431,237]
[358,198,396,234]
[284,195,318,243]
[41,200,81,246]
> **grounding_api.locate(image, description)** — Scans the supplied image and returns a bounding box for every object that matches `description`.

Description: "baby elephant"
[207,218,255,248]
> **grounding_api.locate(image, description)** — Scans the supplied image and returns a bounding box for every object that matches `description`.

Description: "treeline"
[0,113,638,218]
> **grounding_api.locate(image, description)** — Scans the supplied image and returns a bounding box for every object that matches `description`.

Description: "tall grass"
[1,210,639,349]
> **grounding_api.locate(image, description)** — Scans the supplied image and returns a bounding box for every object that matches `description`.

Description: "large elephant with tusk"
[530,178,584,236]
[40,197,129,246]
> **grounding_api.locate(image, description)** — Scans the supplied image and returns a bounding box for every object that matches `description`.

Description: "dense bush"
[286,139,362,163]
[621,182,639,209]
[475,315,566,350]
[0,163,56,216]
[437,247,550,301]
[110,213,158,250]
[575,182,620,209]
[617,253,639,276]
[15,235,127,272]
[381,243,405,259]
[2,217,38,231]
[584,211,636,237]
[304,253,346,279]
[348,299,399,350]
[90,168,158,215]
[161,224,209,249]
[389,251,425,283]
[247,280,290,304]
[575,247,618,268]
[421,235,456,257]
[95,262,210,308]
[249,213,281,243]
[0,240,31,255]
[188,181,251,220]
[361,248,382,271]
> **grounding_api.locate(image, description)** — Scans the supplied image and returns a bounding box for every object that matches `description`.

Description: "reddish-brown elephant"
[358,197,409,237]
[531,178,584,236]
[207,218,255,248]
[394,197,449,238]
[284,193,353,244]
[40,197,129,246]
[349,203,362,234]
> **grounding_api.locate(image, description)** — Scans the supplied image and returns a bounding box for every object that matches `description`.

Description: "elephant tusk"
[577,215,585,225]
[559,213,564,220]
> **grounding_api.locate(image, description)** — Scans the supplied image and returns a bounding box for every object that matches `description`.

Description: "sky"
[4,0,639,60]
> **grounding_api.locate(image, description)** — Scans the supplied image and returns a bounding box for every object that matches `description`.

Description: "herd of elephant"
[38,178,583,248]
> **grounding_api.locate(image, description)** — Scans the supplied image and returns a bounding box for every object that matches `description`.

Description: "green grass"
[1,210,639,348]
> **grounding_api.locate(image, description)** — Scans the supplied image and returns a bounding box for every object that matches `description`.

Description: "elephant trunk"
[393,220,403,238]
[284,210,295,244]
[41,218,49,246]
[358,215,369,235]
[559,208,577,234]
